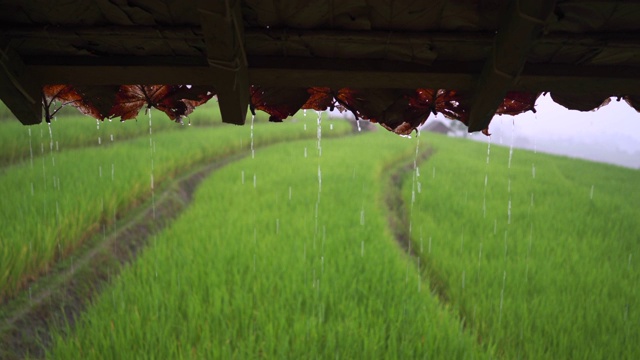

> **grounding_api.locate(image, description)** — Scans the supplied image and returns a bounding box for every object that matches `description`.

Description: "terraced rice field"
[0,104,638,359]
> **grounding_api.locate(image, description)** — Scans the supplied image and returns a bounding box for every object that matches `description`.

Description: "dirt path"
[0,151,248,359]
[383,144,486,347]
[382,146,453,304]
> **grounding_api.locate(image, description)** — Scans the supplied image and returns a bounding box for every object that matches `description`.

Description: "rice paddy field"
[0,103,638,359]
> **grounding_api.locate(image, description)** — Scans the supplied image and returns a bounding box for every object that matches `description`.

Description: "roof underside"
[1,0,639,134]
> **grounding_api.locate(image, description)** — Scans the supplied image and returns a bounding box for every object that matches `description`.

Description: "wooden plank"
[7,26,640,49]
[467,0,556,132]
[0,49,41,125]
[25,57,481,89]
[197,0,248,125]
[25,57,640,95]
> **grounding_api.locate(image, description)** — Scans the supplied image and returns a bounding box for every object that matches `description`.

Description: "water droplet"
[532,163,536,178]
[250,114,255,159]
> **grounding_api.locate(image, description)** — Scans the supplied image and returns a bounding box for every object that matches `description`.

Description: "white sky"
[464,94,640,168]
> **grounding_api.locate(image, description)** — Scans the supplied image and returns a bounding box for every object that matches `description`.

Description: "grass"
[0,109,351,300]
[3,98,638,358]
[404,133,640,359]
[45,132,490,359]
[0,101,271,168]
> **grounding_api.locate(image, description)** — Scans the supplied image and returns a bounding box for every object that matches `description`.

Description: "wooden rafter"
[25,57,640,95]
[197,0,248,125]
[0,48,41,125]
[467,0,557,132]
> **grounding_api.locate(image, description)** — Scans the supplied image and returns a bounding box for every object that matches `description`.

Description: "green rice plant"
[0,102,274,168]
[46,133,491,359]
[0,114,351,299]
[405,133,640,359]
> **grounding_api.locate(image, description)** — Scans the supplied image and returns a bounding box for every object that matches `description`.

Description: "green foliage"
[0,102,267,167]
[45,133,488,359]
[405,133,640,359]
[0,111,350,299]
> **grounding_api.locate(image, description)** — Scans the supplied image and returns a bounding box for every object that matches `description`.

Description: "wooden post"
[197,0,249,125]
[467,0,556,132]
[0,48,41,125]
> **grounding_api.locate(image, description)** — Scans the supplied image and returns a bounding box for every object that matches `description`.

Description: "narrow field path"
[382,146,453,299]
[0,151,250,359]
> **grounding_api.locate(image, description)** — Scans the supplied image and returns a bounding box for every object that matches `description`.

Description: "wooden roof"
[1,0,639,133]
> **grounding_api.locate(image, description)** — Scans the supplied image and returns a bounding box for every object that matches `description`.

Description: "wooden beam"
[467,0,556,132]
[6,26,640,49]
[25,56,640,95]
[197,0,248,125]
[0,48,41,125]
[25,56,481,89]
[248,57,481,89]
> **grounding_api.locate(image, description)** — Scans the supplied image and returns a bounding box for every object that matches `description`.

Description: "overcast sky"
[464,94,640,169]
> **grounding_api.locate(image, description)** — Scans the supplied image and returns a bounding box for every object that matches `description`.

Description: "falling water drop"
[525,224,533,281]
[241,170,245,184]
[590,185,594,200]
[356,119,362,132]
[28,128,34,169]
[360,208,365,226]
[316,111,322,157]
[250,114,255,158]
[483,136,491,218]
[503,230,509,258]
[253,174,257,188]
